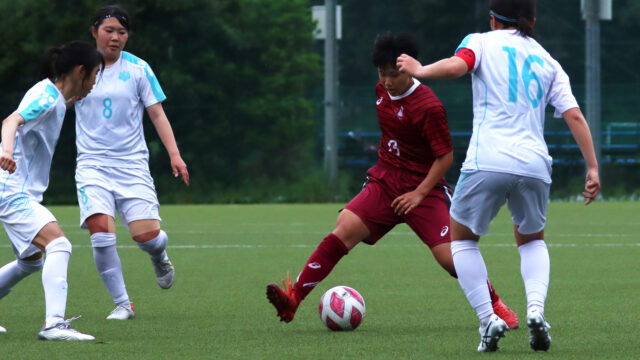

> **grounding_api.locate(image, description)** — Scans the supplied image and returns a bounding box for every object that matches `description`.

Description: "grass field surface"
[0,202,638,359]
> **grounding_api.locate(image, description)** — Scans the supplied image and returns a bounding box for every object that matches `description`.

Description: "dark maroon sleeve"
[422,105,453,157]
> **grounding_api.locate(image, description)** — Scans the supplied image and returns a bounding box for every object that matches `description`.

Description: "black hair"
[372,32,419,68]
[92,5,131,30]
[489,0,536,37]
[40,41,104,82]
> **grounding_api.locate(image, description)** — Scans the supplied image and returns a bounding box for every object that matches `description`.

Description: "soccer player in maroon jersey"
[266,33,518,329]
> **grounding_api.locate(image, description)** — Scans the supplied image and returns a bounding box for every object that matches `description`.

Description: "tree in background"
[2,1,640,202]
[0,0,321,203]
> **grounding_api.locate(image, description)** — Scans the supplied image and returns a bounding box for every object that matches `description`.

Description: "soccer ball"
[318,286,366,331]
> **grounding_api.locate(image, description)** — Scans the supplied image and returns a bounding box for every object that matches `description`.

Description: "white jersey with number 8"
[455,29,578,183]
[75,51,166,170]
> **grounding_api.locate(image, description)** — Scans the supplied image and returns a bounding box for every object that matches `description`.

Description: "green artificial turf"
[0,202,637,359]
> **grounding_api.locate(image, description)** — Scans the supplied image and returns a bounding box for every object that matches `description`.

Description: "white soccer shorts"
[450,170,550,236]
[75,165,161,229]
[0,195,56,258]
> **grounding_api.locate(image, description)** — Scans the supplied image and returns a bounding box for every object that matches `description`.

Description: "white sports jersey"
[0,79,65,203]
[75,51,166,169]
[456,30,579,183]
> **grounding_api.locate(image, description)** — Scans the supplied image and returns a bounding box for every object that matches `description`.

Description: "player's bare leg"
[266,209,368,322]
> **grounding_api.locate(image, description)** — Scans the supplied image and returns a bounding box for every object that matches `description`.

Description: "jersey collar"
[388,78,420,101]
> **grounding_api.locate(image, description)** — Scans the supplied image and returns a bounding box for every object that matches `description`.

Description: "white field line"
[48,228,640,238]
[1,243,638,250]
[3,224,636,249]
[54,221,640,227]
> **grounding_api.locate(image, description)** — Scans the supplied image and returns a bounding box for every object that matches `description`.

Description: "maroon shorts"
[344,161,452,248]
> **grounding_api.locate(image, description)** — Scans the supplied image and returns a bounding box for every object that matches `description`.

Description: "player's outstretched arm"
[147,103,190,186]
[562,107,600,204]
[397,54,468,80]
[0,112,24,173]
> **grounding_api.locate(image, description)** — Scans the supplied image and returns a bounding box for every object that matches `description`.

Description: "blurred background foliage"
[0,0,638,204]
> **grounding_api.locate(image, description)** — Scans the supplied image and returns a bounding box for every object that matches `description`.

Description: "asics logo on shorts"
[440,226,449,237]
[308,262,322,269]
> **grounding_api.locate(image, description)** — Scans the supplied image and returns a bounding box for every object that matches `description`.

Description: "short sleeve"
[546,61,579,118]
[455,33,483,72]
[137,60,167,107]
[422,105,452,157]
[17,83,59,123]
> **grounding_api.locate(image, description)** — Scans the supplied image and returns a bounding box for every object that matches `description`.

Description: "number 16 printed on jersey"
[502,46,545,108]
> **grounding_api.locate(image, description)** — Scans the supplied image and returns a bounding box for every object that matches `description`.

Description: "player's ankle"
[291,289,303,305]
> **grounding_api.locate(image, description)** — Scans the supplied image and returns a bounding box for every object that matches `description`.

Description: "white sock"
[0,258,43,299]
[43,237,72,327]
[136,230,168,262]
[518,240,549,314]
[91,232,130,307]
[451,240,494,321]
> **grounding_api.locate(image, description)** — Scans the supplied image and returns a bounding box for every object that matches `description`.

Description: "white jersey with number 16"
[456,29,578,183]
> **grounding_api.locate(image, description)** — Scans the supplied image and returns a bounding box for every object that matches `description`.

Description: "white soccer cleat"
[527,308,551,351]
[152,251,175,289]
[477,314,509,352]
[106,303,135,320]
[0,325,6,333]
[37,316,94,341]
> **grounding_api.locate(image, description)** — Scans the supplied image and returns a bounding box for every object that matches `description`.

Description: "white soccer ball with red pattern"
[318,286,366,331]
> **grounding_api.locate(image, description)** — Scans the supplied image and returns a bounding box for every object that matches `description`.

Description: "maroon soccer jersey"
[375,80,452,178]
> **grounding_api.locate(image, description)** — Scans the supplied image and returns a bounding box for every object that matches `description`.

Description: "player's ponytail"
[40,47,63,81]
[516,15,535,38]
[39,41,104,82]
[490,0,536,38]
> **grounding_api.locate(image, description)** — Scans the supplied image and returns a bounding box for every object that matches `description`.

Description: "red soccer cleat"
[266,273,300,323]
[492,298,519,330]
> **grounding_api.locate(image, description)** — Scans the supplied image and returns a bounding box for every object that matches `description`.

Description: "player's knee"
[45,237,72,255]
[132,229,161,242]
[17,258,44,274]
[86,214,113,234]
[22,251,43,261]
[136,230,168,254]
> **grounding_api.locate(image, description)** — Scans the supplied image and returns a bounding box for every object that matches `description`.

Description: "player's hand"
[170,155,189,186]
[583,167,600,205]
[391,190,425,216]
[0,152,16,174]
[396,54,423,77]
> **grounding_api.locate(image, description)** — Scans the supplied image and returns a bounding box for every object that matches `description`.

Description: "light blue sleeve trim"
[18,84,60,123]
[455,34,473,54]
[474,74,489,170]
[121,51,167,103]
